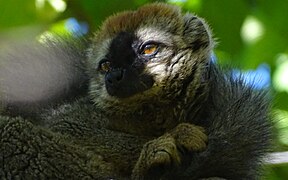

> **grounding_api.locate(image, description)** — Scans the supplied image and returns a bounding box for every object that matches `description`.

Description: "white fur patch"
[136,26,173,46]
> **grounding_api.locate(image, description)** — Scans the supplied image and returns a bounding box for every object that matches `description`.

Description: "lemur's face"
[87,3,213,109]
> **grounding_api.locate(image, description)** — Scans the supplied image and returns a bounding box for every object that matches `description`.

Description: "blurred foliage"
[264,163,288,180]
[0,0,288,179]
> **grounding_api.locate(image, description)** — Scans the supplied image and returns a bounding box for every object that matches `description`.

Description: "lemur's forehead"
[90,3,186,64]
[95,3,184,41]
[136,26,175,46]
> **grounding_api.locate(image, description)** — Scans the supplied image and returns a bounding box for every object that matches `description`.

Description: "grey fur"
[0,36,88,117]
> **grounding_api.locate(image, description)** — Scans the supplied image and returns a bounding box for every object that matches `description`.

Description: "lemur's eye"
[99,61,111,72]
[141,43,159,56]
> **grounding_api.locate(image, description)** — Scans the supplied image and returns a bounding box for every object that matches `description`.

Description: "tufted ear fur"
[182,13,214,51]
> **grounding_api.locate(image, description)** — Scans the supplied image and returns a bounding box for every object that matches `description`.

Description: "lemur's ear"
[182,14,213,51]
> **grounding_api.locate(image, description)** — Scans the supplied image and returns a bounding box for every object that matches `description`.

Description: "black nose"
[105,69,124,85]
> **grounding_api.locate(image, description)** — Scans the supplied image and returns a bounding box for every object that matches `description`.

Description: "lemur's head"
[87,3,213,111]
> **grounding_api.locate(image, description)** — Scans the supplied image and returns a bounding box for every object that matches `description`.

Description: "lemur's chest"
[103,105,193,137]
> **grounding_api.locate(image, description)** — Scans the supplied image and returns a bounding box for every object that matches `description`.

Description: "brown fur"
[95,3,183,41]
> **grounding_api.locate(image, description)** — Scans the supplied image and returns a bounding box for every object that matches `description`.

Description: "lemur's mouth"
[105,69,154,98]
